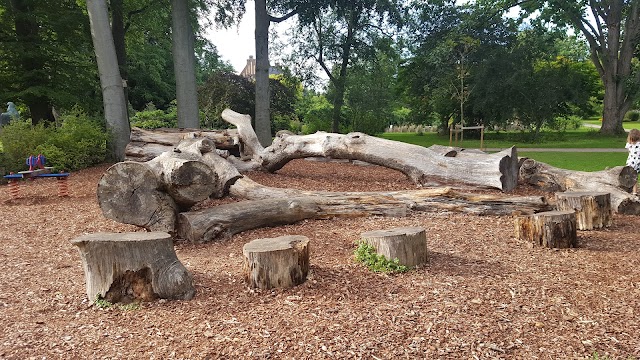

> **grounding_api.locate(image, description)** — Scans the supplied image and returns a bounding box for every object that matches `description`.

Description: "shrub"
[0,109,108,172]
[130,102,177,129]
[625,110,640,122]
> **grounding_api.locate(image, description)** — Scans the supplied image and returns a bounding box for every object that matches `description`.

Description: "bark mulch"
[0,160,639,359]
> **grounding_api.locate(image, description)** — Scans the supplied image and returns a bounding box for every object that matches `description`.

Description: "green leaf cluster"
[0,108,108,172]
[354,241,409,273]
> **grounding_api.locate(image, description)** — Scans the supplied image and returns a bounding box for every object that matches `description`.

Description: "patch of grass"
[379,128,628,149]
[94,296,141,311]
[354,241,409,273]
[519,152,628,172]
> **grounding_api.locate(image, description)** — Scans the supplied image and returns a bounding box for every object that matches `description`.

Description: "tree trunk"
[514,210,577,249]
[125,127,240,161]
[254,0,272,147]
[177,198,321,242]
[519,158,640,214]
[242,235,310,289]
[600,75,628,135]
[260,131,519,191]
[97,161,179,233]
[555,191,612,230]
[360,227,428,267]
[71,232,194,303]
[86,0,130,161]
[171,0,199,129]
[99,138,242,232]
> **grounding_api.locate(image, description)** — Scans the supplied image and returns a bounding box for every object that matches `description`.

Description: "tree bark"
[361,227,428,267]
[519,158,640,214]
[242,235,310,289]
[254,0,272,147]
[171,0,199,129]
[555,191,612,230]
[514,210,577,249]
[71,232,195,303]
[86,0,130,161]
[125,127,240,161]
[260,131,519,191]
[97,161,179,232]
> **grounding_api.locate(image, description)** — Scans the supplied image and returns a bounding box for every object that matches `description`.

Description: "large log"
[125,127,239,161]
[519,158,640,214]
[258,130,519,191]
[98,138,242,232]
[71,232,195,303]
[229,177,551,216]
[97,162,178,232]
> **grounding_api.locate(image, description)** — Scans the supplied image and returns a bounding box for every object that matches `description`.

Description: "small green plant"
[94,295,113,309]
[94,295,141,311]
[354,241,409,273]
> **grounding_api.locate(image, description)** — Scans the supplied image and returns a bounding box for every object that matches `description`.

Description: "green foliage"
[0,109,107,172]
[296,93,333,134]
[37,108,108,170]
[354,241,409,273]
[0,120,53,171]
[198,71,255,129]
[130,103,178,129]
[94,295,140,311]
[625,110,640,122]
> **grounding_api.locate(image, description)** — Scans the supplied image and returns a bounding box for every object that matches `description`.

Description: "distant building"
[240,55,283,80]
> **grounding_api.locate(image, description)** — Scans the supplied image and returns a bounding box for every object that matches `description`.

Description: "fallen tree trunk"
[174,177,550,242]
[519,158,640,214]
[97,162,179,232]
[98,139,240,232]
[259,130,519,192]
[125,127,239,161]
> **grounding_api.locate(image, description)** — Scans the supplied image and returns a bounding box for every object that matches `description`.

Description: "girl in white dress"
[625,128,640,195]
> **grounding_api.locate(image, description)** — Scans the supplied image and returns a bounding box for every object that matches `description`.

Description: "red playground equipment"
[3,155,70,199]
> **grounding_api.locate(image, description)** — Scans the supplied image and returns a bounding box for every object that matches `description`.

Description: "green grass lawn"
[379,127,630,171]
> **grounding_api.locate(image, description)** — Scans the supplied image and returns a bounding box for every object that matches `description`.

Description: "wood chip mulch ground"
[1,160,639,359]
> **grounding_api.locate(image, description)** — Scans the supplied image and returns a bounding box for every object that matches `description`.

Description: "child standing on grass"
[626,128,640,195]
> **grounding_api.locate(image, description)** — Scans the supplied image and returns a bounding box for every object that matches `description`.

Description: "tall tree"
[1,0,100,122]
[172,0,199,128]
[86,0,130,161]
[253,0,296,146]
[518,0,640,134]
[288,0,404,133]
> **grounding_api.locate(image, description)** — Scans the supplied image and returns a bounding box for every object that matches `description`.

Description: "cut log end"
[242,235,310,289]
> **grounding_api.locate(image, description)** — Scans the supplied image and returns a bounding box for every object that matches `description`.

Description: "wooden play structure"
[3,155,70,199]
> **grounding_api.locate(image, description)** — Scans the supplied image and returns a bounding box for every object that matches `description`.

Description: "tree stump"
[514,211,577,248]
[555,191,612,230]
[360,227,428,267]
[242,235,310,289]
[71,232,195,303]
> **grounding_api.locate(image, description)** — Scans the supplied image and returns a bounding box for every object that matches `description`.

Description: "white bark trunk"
[86,0,130,161]
[260,131,518,191]
[171,0,199,129]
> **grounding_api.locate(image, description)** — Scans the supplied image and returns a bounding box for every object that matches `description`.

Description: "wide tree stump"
[555,191,612,230]
[514,211,577,248]
[242,235,310,289]
[71,232,195,303]
[360,227,428,267]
